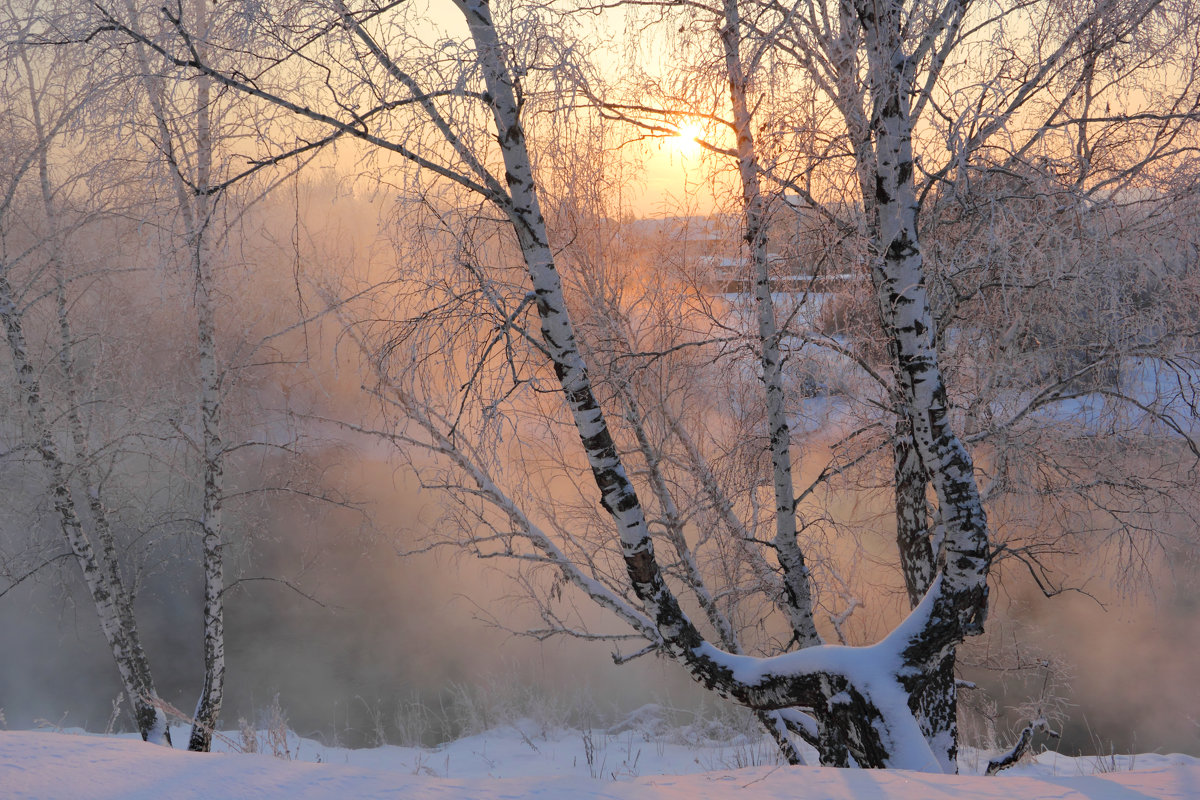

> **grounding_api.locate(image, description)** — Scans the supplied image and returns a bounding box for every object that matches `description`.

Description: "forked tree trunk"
[457,0,986,771]
[893,416,958,771]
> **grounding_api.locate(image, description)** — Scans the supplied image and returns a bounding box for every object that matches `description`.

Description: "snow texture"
[1,726,1196,800]
[694,576,949,772]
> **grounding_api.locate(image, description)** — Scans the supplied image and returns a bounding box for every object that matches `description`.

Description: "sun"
[670,122,704,156]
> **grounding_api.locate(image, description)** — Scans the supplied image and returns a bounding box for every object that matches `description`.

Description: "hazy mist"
[1,164,1197,760]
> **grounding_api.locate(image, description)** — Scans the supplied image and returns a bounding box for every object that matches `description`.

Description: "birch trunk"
[454,0,899,767]
[186,0,225,750]
[859,5,989,636]
[893,417,957,770]
[2,53,171,744]
[0,272,170,744]
[853,2,989,770]
[123,0,226,749]
[718,0,821,653]
[893,417,935,606]
[822,10,966,766]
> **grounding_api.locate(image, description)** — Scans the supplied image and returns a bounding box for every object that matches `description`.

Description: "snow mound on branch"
[2,728,1197,800]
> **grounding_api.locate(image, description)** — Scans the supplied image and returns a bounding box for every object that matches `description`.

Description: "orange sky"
[624,135,737,218]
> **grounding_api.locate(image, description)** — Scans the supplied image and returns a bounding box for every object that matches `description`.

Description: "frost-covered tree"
[93,0,1200,770]
[105,0,338,746]
[585,0,1200,763]
[1,0,335,747]
[115,0,231,752]
[0,1,172,744]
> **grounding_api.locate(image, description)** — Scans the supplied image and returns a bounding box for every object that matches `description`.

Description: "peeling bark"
[893,416,936,607]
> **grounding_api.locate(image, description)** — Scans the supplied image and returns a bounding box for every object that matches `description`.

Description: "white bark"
[607,356,810,763]
[453,0,946,768]
[121,0,225,749]
[856,4,990,637]
[189,47,226,753]
[0,273,170,745]
[107,0,1026,769]
[1,37,170,743]
[719,0,822,652]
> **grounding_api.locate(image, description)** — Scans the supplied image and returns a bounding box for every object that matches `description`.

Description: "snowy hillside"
[2,723,1196,800]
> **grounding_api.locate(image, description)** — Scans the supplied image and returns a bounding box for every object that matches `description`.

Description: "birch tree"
[0,2,172,744]
[593,0,1199,761]
[96,0,1200,770]
[2,0,334,746]
[90,0,990,769]
[115,0,228,752]
[110,0,337,748]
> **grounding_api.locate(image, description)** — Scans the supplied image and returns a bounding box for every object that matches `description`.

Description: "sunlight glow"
[671,122,703,156]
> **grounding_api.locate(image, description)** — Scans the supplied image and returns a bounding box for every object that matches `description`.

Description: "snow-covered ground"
[2,719,1196,799]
